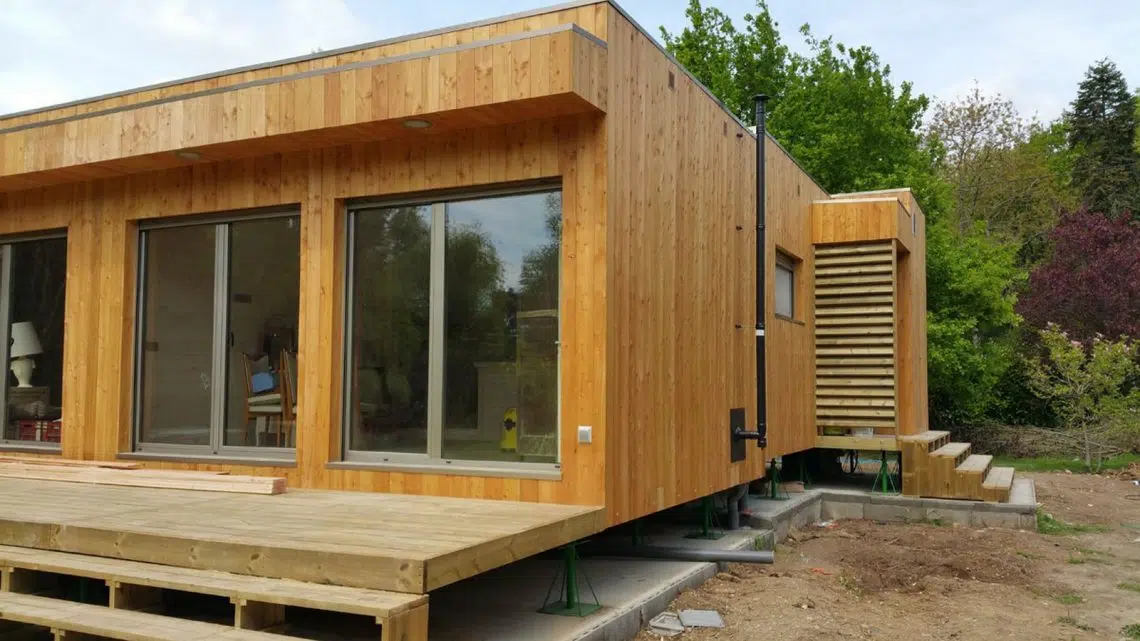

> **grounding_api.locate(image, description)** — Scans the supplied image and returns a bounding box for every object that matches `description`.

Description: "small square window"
[775,252,796,319]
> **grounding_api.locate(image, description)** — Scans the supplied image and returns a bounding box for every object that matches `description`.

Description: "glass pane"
[775,263,794,318]
[138,225,215,446]
[443,192,560,464]
[2,238,67,445]
[224,217,301,448]
[348,205,432,453]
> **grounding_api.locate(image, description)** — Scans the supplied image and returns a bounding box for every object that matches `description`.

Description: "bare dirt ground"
[637,471,1140,641]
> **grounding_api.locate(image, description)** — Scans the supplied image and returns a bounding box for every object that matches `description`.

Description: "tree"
[925,86,1075,246]
[1024,323,1140,470]
[925,217,1022,425]
[1068,59,1140,216]
[660,0,788,123]
[1017,208,1140,341]
[772,26,931,196]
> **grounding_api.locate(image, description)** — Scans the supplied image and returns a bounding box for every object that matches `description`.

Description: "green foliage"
[1123,623,1140,640]
[1068,59,1140,215]
[1118,581,1140,593]
[1056,593,1083,605]
[1036,509,1111,536]
[769,25,931,196]
[925,87,1077,256]
[660,0,787,123]
[925,217,1022,425]
[1024,324,1140,469]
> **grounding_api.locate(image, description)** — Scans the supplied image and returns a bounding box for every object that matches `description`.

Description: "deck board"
[0,478,604,593]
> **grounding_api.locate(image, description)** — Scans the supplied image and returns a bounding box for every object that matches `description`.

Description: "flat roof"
[0,0,830,195]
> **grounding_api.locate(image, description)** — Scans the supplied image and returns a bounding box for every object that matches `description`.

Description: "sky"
[1,0,1137,124]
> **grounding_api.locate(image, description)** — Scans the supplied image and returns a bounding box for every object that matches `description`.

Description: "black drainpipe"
[732,94,769,451]
[754,94,769,448]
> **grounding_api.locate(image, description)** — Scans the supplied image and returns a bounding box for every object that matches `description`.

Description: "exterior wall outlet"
[577,425,592,444]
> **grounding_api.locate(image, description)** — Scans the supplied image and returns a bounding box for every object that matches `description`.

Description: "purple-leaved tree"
[1018,208,1140,341]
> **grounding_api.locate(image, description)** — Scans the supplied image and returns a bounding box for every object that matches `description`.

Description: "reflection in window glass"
[224,217,300,448]
[443,192,560,464]
[775,254,795,319]
[1,237,67,446]
[138,225,216,445]
[348,205,432,454]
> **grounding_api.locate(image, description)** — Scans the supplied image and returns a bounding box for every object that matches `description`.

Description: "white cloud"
[0,0,375,115]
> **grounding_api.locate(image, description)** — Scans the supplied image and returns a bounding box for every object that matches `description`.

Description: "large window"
[346,188,561,469]
[135,212,300,456]
[0,235,67,449]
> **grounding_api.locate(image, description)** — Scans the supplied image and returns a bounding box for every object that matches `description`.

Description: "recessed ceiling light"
[402,119,431,129]
[175,150,202,161]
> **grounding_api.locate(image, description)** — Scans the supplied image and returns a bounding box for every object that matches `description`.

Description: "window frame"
[131,208,301,459]
[341,183,563,475]
[774,250,798,321]
[0,231,68,452]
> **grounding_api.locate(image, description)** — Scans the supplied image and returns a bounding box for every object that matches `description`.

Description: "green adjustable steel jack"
[539,543,601,617]
[872,450,899,494]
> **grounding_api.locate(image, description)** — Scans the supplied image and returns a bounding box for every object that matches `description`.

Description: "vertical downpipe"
[754,95,768,448]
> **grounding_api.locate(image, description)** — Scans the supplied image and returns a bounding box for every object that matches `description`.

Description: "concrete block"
[863,502,923,523]
[1019,513,1038,531]
[969,510,1023,529]
[924,507,971,526]
[820,490,866,504]
[867,492,915,506]
[820,500,865,521]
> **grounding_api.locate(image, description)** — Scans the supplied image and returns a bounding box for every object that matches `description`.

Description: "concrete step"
[957,453,993,475]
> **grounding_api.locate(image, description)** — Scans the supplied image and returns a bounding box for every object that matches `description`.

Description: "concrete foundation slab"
[431,479,1038,641]
[429,529,763,641]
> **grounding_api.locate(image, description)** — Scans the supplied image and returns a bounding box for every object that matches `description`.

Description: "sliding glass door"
[134,211,300,457]
[345,187,562,470]
[0,234,67,449]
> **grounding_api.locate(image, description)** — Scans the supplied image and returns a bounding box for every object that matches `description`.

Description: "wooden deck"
[0,478,604,594]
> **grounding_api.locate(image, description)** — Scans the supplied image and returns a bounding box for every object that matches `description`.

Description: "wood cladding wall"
[603,10,824,526]
[0,28,607,191]
[813,242,898,436]
[0,115,608,507]
[0,4,610,129]
[826,189,928,436]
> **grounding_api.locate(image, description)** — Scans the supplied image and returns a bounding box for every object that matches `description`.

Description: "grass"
[1056,593,1083,605]
[1057,616,1095,632]
[994,452,1140,473]
[1123,623,1140,640]
[1119,581,1140,593]
[1016,550,1043,560]
[1037,509,1112,536]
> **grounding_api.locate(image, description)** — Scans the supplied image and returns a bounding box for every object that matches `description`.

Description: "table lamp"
[10,321,42,388]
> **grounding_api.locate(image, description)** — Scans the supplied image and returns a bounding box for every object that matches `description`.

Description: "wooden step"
[953,454,994,500]
[899,430,949,443]
[932,442,970,463]
[982,466,1016,502]
[0,544,425,620]
[0,591,286,641]
[956,454,992,475]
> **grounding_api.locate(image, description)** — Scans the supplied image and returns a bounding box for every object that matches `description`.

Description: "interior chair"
[281,350,298,448]
[241,352,285,446]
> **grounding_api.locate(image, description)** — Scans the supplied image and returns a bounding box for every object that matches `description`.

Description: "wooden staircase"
[899,431,1015,502]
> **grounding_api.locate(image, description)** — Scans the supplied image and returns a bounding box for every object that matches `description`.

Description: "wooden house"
[0,1,1014,638]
